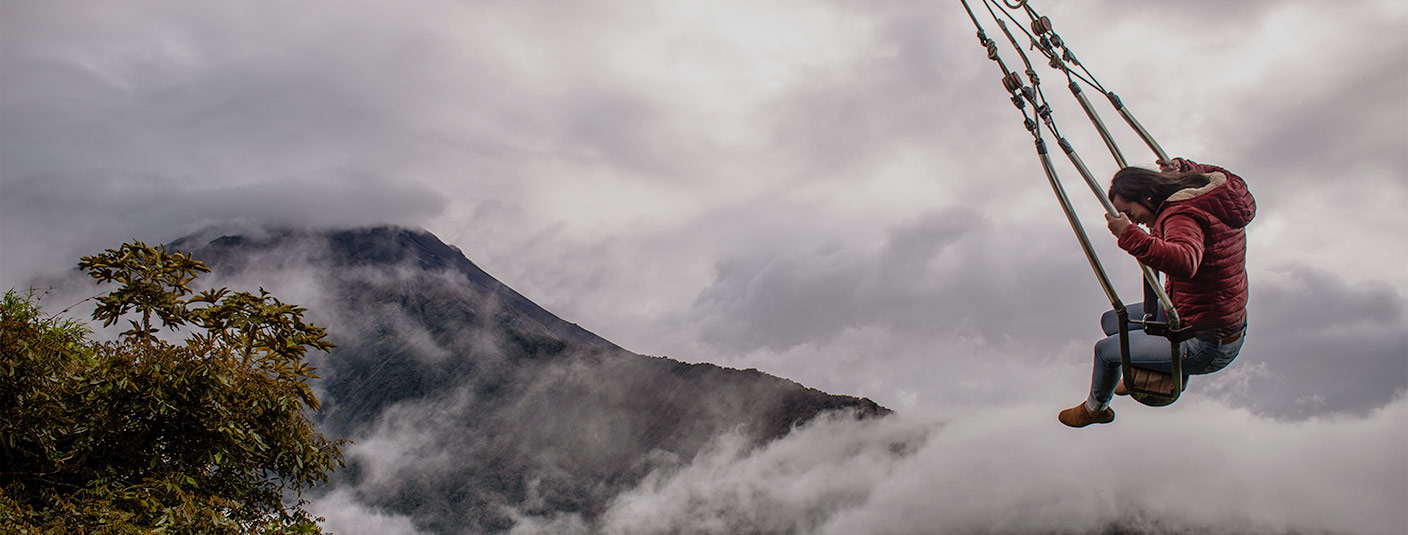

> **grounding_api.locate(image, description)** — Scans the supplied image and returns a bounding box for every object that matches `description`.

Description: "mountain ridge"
[172,224,887,533]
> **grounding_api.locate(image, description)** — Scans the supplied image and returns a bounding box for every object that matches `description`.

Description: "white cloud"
[311,489,430,535]
[597,397,1408,535]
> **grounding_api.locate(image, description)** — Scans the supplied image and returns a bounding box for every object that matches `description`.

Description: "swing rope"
[998,2,1189,345]
[958,0,1188,404]
[993,1,1184,330]
[1011,2,1172,166]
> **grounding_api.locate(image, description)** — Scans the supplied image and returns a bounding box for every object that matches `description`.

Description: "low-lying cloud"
[317,394,1407,535]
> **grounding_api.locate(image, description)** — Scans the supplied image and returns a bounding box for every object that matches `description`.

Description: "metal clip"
[1003,72,1023,92]
[1032,16,1053,35]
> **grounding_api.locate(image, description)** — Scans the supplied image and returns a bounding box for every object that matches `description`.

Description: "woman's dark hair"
[1107,167,1211,214]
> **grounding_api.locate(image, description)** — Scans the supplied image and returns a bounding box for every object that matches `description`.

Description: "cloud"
[311,489,430,535]
[5,1,1405,533]
[590,398,1408,535]
[689,207,1101,354]
[336,385,479,493]
[3,0,1405,509]
[1219,264,1408,419]
[0,172,446,289]
[599,412,932,535]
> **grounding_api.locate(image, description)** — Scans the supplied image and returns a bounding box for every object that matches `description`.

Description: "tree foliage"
[1,242,344,534]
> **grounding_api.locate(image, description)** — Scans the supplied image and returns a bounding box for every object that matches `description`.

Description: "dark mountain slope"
[178,225,886,533]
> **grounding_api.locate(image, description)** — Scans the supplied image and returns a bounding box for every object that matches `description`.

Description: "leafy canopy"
[1,241,344,534]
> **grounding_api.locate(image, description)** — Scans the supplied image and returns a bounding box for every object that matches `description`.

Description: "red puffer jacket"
[1116,160,1256,334]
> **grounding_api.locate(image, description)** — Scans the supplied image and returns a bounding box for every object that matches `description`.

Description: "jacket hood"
[1163,172,1256,229]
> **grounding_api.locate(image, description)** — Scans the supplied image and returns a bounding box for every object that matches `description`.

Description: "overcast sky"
[2,1,1406,532]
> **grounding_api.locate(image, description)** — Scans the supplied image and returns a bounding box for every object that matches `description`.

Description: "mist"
[315,394,1407,535]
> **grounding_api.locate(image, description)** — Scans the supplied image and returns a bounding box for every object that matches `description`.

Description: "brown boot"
[1058,402,1115,428]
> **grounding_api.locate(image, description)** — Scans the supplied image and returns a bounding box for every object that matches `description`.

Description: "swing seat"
[1128,367,1186,407]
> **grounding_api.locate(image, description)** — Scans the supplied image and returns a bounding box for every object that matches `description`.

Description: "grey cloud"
[1,1,464,287]
[687,210,1408,418]
[3,5,1406,530]
[1,3,419,179]
[1231,43,1408,184]
[764,3,1001,183]
[694,247,868,352]
[691,206,1106,354]
[1077,0,1282,28]
[554,86,684,177]
[1204,264,1408,419]
[0,171,446,289]
[4,0,1400,423]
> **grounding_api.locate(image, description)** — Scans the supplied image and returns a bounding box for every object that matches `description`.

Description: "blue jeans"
[1087,303,1245,410]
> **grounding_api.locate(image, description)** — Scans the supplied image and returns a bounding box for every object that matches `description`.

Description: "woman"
[1059,158,1257,427]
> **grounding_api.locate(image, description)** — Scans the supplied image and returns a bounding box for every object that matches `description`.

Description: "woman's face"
[1112,195,1156,225]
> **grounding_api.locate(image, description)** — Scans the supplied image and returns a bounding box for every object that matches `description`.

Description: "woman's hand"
[1157,157,1189,173]
[1106,212,1133,237]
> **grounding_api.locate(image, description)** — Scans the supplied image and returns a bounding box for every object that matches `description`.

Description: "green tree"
[1,242,344,534]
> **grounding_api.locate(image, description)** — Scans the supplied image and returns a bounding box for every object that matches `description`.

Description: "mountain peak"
[187,225,624,354]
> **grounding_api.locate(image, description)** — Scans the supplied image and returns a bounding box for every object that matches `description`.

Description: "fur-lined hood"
[1161,171,1256,229]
